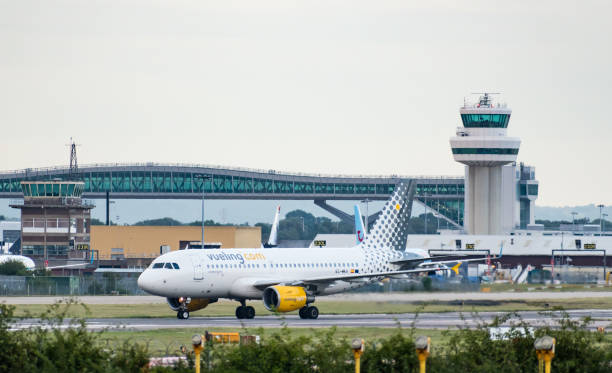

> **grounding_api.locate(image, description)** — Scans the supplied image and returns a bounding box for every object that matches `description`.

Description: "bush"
[0,260,29,276]
[0,300,149,373]
[1,300,610,373]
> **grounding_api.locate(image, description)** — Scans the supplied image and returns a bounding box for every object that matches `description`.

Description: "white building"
[449,93,536,235]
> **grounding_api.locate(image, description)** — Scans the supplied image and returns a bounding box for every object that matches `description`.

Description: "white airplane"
[263,206,281,248]
[137,182,481,320]
[0,254,36,270]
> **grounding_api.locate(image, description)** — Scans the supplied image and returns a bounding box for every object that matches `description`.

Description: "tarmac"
[2,291,612,304]
[11,309,612,331]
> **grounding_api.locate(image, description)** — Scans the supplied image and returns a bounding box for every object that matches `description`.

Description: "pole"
[106,191,110,225]
[354,352,361,373]
[195,175,210,249]
[598,204,604,233]
[201,187,205,249]
[424,196,428,234]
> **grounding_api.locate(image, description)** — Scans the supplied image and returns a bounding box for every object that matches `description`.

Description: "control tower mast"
[450,93,520,235]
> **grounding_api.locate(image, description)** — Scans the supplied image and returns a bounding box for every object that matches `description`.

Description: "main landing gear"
[298,305,319,319]
[177,310,190,320]
[235,300,255,319]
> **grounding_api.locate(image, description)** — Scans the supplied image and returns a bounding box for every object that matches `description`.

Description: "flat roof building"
[90,225,262,261]
[11,180,94,265]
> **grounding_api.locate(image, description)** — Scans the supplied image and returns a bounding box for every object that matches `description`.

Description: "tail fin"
[354,205,366,244]
[360,180,416,251]
[451,262,462,275]
[267,206,281,247]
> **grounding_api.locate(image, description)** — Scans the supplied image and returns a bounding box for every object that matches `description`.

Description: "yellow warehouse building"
[91,225,262,260]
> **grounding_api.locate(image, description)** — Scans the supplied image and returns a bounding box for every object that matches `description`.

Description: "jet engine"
[167,297,216,312]
[262,286,314,312]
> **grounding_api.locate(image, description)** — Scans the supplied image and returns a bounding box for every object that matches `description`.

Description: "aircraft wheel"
[180,311,190,320]
[299,307,308,319]
[235,306,246,319]
[177,311,183,319]
[245,306,255,319]
[307,306,319,319]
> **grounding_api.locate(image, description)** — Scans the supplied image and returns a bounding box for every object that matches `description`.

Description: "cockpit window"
[152,263,164,269]
[164,263,173,269]
[172,263,180,269]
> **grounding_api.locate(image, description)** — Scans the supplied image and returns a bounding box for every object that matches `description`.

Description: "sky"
[1,0,611,221]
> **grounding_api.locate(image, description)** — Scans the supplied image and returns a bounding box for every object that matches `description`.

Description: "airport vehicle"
[0,254,35,270]
[137,182,478,320]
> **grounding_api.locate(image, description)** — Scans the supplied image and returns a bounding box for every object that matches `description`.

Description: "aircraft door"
[193,257,204,280]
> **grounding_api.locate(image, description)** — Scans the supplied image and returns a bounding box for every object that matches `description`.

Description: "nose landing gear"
[235,300,255,319]
[175,297,191,319]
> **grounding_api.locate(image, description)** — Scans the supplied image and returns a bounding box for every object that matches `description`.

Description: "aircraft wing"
[252,266,445,289]
[389,255,467,266]
[46,262,90,270]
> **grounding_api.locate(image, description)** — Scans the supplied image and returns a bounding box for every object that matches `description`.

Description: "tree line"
[91,210,449,241]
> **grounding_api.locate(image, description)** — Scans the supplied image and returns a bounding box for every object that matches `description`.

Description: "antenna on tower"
[470,92,500,107]
[67,138,80,177]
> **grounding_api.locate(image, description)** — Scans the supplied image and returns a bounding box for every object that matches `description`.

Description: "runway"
[11,309,612,332]
[3,291,612,304]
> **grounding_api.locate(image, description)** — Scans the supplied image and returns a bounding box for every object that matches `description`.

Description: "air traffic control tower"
[450,93,521,235]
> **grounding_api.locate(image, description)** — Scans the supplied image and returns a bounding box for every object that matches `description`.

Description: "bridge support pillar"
[313,200,381,227]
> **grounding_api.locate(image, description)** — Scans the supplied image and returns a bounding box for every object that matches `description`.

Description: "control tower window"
[452,148,519,155]
[461,114,510,128]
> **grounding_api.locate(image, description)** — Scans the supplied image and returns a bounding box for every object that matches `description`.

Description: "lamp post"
[194,175,212,249]
[598,204,604,233]
[571,211,578,231]
[361,199,371,234]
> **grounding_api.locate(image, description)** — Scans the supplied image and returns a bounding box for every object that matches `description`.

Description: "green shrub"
[0,260,29,276]
[1,300,611,373]
[0,300,149,373]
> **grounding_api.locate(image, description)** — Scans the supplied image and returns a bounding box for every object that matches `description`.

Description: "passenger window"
[164,263,173,269]
[152,263,164,269]
[172,263,180,269]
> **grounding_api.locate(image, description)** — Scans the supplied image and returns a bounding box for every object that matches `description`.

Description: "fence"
[0,274,145,296]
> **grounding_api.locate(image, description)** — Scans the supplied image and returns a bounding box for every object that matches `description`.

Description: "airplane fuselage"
[138,246,400,300]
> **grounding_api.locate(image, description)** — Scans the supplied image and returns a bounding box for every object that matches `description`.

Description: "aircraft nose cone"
[137,270,154,294]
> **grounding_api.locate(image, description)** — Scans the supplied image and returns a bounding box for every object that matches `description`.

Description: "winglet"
[498,243,504,259]
[451,262,462,275]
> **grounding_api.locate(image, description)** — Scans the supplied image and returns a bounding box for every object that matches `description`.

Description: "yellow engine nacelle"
[262,286,313,312]
[167,297,216,312]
